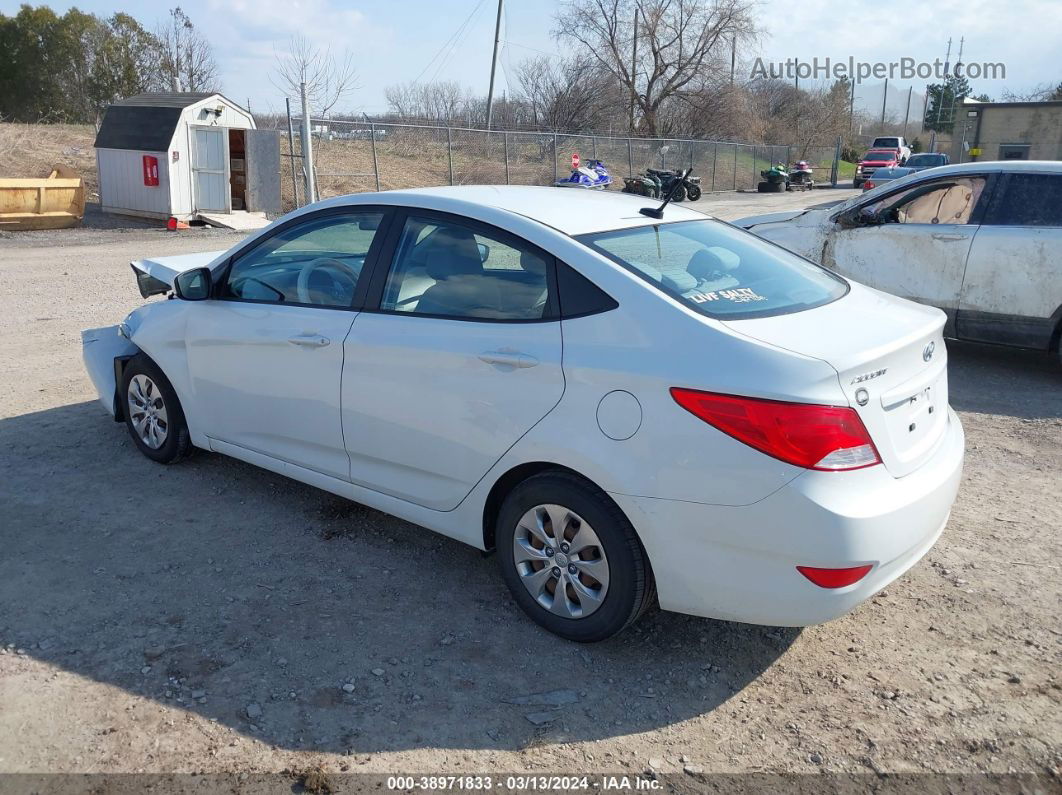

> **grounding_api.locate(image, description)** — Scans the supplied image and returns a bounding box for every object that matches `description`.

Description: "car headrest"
[687,249,731,281]
[424,226,483,279]
[519,250,548,276]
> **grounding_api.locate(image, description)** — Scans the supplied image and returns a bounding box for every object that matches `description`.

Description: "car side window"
[863,177,985,226]
[222,211,385,307]
[983,174,1062,227]
[380,216,553,321]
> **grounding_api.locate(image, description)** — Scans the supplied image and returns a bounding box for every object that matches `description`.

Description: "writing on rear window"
[691,287,767,304]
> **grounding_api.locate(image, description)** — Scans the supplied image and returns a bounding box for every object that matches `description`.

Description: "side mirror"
[478,242,491,263]
[173,267,212,300]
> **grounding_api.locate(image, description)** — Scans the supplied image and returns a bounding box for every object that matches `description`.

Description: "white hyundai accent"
[82,186,964,642]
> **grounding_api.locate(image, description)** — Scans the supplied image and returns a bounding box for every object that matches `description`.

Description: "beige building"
[950,100,1062,163]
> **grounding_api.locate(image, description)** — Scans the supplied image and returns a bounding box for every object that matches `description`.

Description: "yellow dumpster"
[0,165,85,231]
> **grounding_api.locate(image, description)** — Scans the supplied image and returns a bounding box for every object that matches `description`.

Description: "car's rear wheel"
[120,354,192,464]
[497,471,655,642]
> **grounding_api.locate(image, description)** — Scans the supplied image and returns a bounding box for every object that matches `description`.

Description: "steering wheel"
[296,258,357,305]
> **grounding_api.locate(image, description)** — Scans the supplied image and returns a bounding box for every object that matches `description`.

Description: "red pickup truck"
[854,149,900,188]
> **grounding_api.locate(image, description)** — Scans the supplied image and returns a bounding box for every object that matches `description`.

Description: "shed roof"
[112,92,216,108]
[93,92,242,152]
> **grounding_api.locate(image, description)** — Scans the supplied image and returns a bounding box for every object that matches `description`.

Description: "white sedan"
[83,186,964,641]
[735,161,1062,358]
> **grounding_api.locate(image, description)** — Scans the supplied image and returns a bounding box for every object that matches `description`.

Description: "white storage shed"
[94,93,280,228]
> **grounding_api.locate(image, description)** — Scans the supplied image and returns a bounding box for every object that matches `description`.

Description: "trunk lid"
[723,283,949,478]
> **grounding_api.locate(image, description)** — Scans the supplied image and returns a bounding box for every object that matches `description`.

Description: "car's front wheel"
[497,471,655,642]
[120,354,192,464]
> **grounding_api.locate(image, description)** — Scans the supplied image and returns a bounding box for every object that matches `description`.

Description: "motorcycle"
[757,163,789,193]
[788,160,814,191]
[555,158,612,189]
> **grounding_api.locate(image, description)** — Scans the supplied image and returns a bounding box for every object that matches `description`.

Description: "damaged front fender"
[81,325,139,418]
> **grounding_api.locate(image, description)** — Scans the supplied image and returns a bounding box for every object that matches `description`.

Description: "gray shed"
[94,92,280,228]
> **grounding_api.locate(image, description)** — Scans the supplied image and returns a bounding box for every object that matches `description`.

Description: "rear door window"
[379,216,554,321]
[578,219,847,320]
[982,174,1062,226]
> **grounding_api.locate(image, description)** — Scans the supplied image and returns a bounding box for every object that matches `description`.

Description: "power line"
[413,0,487,85]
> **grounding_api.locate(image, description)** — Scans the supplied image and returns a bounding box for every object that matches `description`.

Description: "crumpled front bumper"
[81,325,138,417]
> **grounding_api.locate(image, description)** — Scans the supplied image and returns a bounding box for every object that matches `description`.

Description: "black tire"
[766,181,785,193]
[670,184,687,202]
[686,183,702,201]
[757,181,769,193]
[120,353,193,464]
[853,178,863,188]
[496,471,655,642]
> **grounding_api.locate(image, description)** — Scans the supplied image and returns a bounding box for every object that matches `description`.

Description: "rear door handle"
[288,334,330,348]
[931,232,966,241]
[478,350,538,369]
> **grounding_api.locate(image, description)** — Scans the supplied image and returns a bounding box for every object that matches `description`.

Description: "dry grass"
[1,122,836,215]
[0,123,99,196]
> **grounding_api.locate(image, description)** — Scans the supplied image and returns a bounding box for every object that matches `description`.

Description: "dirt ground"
[0,189,1059,788]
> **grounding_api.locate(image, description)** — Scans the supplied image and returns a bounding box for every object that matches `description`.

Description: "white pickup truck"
[870,136,912,164]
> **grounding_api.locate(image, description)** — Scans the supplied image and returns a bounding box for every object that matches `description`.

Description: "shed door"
[191,127,228,212]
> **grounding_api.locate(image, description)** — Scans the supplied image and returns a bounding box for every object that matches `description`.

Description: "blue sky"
[3,0,1060,116]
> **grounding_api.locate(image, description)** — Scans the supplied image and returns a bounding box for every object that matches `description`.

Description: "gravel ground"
[0,190,1059,787]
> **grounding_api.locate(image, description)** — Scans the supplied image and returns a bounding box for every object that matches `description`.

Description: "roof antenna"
[640,168,692,219]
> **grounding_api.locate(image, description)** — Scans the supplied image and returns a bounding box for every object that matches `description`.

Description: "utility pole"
[848,77,855,132]
[729,35,736,85]
[629,8,639,134]
[880,77,888,129]
[485,0,504,130]
[903,85,913,138]
[300,81,315,204]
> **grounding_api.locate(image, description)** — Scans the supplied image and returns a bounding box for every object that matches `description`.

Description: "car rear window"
[874,138,900,147]
[577,219,848,320]
[906,154,944,167]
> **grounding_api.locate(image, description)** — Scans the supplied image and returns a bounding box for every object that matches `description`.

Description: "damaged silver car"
[735,161,1062,359]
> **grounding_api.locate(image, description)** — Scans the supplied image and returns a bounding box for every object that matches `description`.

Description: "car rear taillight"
[864,181,875,189]
[796,565,873,588]
[670,388,881,471]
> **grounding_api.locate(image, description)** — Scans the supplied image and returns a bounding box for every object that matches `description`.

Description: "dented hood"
[131,250,226,296]
[732,209,812,228]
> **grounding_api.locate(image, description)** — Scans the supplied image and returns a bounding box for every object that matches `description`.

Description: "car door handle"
[931,232,966,241]
[478,350,538,369]
[287,334,330,348]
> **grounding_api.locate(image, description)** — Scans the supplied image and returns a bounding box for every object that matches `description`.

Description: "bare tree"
[156,7,219,92]
[385,81,469,124]
[514,55,626,132]
[1001,82,1062,102]
[272,34,358,116]
[556,0,756,135]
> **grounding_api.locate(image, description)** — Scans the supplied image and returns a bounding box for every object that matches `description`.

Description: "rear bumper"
[613,407,964,626]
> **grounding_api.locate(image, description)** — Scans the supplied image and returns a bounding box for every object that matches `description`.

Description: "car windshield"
[906,154,944,166]
[577,219,848,320]
[874,138,900,147]
[863,151,895,161]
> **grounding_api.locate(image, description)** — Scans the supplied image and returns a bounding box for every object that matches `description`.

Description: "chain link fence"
[279,110,839,211]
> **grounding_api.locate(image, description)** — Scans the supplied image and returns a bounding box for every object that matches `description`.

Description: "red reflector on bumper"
[796,565,873,588]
